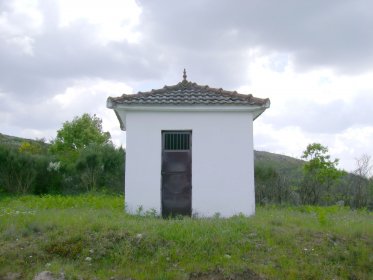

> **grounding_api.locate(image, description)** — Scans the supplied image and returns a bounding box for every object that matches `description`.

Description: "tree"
[76,144,125,192]
[49,113,126,193]
[254,165,292,205]
[350,154,372,208]
[255,165,278,205]
[0,144,37,194]
[300,143,345,205]
[50,113,111,163]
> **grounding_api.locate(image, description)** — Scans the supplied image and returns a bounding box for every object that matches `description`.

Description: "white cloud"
[53,79,132,108]
[0,0,43,55]
[254,120,311,159]
[247,51,373,171]
[240,50,364,104]
[5,36,35,55]
[254,119,373,171]
[57,0,142,43]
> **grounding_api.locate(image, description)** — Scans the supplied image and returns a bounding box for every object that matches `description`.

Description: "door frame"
[161,130,192,217]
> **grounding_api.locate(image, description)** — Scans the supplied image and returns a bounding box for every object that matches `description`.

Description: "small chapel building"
[107,70,270,217]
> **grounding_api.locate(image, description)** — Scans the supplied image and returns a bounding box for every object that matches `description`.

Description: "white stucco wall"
[122,110,255,217]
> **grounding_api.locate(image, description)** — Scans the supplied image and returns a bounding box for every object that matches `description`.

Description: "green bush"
[75,144,125,193]
[0,134,124,195]
[0,145,37,194]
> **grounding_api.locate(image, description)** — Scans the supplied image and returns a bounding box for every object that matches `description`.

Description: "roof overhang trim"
[107,100,270,131]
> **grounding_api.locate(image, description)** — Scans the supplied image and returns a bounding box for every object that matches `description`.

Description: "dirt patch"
[33,271,65,280]
[189,268,265,280]
[0,272,22,280]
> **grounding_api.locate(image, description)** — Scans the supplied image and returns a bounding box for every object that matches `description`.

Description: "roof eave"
[253,99,270,120]
[107,98,270,131]
[110,103,269,113]
[107,98,127,131]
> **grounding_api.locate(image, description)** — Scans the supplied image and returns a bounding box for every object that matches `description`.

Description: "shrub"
[0,145,37,194]
[75,144,125,193]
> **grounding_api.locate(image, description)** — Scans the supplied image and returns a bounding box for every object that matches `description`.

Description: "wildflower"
[47,161,61,172]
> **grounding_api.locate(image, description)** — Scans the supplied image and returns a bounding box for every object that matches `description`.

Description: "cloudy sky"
[1,0,372,171]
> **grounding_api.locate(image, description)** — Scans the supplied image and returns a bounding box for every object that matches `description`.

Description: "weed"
[44,238,83,260]
[136,205,144,215]
[144,208,159,217]
[316,208,328,226]
[45,237,84,259]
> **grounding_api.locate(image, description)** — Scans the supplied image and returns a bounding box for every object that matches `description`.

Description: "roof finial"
[183,68,187,81]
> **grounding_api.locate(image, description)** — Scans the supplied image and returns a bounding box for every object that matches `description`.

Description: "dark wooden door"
[161,131,192,217]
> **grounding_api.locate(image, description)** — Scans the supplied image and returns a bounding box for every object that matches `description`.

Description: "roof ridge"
[108,79,270,107]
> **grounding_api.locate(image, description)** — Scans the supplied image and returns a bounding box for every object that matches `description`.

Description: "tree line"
[1,113,372,209]
[255,143,373,209]
[0,114,124,195]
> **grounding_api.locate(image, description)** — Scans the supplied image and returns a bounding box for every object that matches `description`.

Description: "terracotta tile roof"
[108,77,270,107]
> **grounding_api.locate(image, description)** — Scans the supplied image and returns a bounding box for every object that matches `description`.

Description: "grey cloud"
[139,0,373,76]
[266,93,373,134]
[0,92,62,131]
[0,32,162,101]
[0,3,166,102]
[3,0,372,104]
[1,84,111,135]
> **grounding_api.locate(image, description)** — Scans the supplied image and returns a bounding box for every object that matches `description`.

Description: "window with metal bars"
[163,131,191,150]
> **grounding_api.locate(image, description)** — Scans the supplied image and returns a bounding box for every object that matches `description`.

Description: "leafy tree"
[50,113,111,163]
[48,113,126,193]
[300,143,345,205]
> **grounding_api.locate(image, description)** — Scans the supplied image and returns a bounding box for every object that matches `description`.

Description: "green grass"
[0,195,372,279]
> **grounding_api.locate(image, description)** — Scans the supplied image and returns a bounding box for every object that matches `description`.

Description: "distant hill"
[254,150,305,181]
[0,133,48,148]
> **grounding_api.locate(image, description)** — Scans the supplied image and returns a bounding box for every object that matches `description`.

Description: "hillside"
[254,150,305,181]
[0,132,47,148]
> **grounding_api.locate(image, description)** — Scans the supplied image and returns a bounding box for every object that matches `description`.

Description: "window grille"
[163,131,191,150]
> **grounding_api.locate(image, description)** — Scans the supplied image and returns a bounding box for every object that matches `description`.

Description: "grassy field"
[0,194,372,280]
